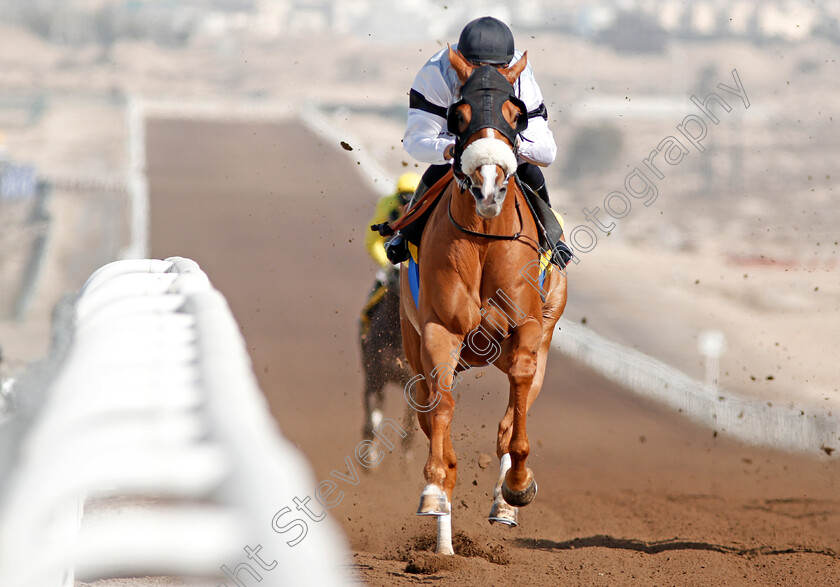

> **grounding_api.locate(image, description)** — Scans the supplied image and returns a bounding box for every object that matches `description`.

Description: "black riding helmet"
[457,16,515,66]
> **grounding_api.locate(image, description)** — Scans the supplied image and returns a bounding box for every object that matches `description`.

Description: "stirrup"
[385,234,409,264]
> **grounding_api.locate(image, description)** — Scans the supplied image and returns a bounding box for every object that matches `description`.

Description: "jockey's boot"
[550,238,574,269]
[534,179,565,227]
[536,183,574,270]
[372,181,424,266]
[383,176,433,264]
[384,233,409,264]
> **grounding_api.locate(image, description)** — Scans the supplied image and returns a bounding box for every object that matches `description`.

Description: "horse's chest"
[420,238,537,336]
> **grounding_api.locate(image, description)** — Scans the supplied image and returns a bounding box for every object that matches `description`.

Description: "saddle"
[371,169,454,247]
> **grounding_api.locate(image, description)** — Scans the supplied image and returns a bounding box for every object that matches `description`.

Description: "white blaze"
[480,164,497,200]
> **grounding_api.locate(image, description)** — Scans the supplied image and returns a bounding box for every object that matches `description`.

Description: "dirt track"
[147,118,839,586]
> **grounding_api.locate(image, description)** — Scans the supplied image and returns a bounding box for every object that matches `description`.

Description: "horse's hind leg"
[362,358,386,436]
[360,310,388,467]
[400,396,416,453]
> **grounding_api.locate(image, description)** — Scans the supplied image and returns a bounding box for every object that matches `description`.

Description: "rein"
[447,187,535,245]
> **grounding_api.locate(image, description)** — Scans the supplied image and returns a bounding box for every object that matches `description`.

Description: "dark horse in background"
[359,267,416,461]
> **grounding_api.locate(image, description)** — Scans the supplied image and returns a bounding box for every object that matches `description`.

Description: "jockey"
[360,172,420,336]
[404,16,556,205]
[386,16,567,266]
[365,172,420,268]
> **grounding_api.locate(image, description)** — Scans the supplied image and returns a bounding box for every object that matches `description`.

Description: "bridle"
[446,65,534,243]
[447,187,524,241]
[447,65,528,194]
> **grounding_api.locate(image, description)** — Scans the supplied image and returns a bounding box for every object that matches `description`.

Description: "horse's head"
[447,45,529,219]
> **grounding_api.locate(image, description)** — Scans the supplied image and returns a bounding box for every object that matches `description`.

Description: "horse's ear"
[501,51,528,85]
[448,44,474,83]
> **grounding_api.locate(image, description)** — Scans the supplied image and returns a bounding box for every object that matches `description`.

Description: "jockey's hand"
[444,143,455,161]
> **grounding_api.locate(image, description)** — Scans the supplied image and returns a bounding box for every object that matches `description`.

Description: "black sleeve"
[409,89,448,119]
[527,102,548,121]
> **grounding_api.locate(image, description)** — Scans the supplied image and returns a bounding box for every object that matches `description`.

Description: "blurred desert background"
[1,0,836,411]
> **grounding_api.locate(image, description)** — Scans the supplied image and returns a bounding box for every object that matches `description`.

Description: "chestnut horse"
[399,47,567,554]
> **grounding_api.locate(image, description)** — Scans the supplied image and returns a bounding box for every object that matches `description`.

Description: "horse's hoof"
[488,498,518,526]
[501,468,538,507]
[416,484,450,516]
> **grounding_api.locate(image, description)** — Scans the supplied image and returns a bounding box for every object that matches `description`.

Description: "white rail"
[0,257,355,586]
[553,318,839,457]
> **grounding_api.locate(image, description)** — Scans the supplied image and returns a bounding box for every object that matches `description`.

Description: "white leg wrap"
[488,453,519,526]
[436,513,454,555]
[370,409,383,430]
[499,453,512,475]
[494,453,512,497]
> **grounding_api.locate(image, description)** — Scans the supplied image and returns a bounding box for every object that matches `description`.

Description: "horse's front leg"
[501,317,541,507]
[415,321,462,515]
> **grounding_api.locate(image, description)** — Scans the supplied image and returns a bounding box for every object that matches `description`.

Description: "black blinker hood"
[447,65,528,147]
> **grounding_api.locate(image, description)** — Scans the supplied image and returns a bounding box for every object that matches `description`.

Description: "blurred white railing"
[0,257,355,586]
[553,318,839,457]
